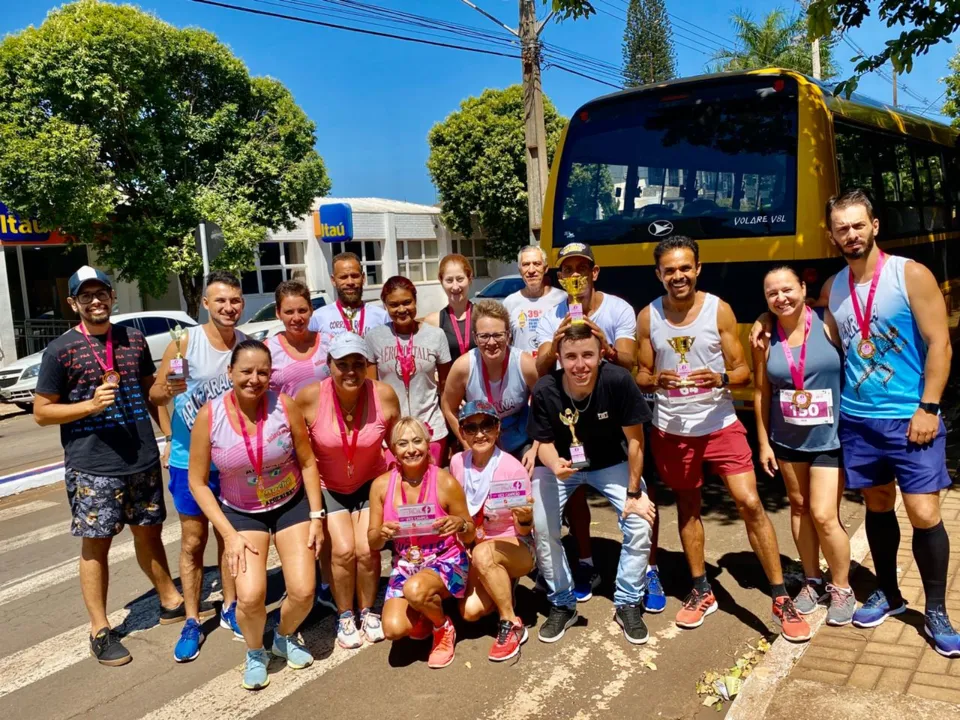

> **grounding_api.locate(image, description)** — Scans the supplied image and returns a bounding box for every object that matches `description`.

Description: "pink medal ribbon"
[448,303,472,356]
[336,301,365,335]
[332,381,365,481]
[776,305,812,409]
[231,391,266,485]
[395,332,417,389]
[481,349,509,410]
[848,252,886,360]
[78,324,119,385]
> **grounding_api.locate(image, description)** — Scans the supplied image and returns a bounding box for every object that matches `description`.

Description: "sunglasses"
[461,418,499,435]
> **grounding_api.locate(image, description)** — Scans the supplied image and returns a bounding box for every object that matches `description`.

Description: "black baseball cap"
[556,242,595,267]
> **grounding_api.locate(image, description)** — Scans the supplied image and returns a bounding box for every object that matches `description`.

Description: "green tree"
[622,0,676,87]
[943,49,960,128]
[808,0,960,96]
[548,0,596,19]
[427,86,566,262]
[0,0,330,317]
[712,9,836,79]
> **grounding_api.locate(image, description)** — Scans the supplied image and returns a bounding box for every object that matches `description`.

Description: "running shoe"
[489,618,528,662]
[220,601,243,640]
[337,611,363,649]
[90,627,131,667]
[173,618,205,662]
[428,618,456,669]
[538,605,579,643]
[825,584,856,627]
[793,580,825,615]
[573,563,601,603]
[675,588,718,629]
[773,595,811,642]
[315,584,336,613]
[852,590,907,628]
[159,600,216,625]
[409,613,433,641]
[924,606,960,658]
[272,632,314,669]
[615,604,649,645]
[242,649,270,691]
[360,609,385,644]
[643,568,666,614]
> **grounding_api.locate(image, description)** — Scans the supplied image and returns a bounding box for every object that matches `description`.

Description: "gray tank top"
[766,309,842,452]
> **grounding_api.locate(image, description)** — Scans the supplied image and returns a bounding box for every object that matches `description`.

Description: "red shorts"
[651,421,754,491]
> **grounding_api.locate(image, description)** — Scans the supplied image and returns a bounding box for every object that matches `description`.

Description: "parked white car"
[0,310,197,410]
[238,291,331,341]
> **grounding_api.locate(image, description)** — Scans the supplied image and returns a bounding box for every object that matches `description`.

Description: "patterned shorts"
[385,545,469,601]
[65,464,166,538]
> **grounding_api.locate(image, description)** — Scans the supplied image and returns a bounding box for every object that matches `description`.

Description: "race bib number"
[486,478,530,509]
[779,389,834,426]
[397,503,436,536]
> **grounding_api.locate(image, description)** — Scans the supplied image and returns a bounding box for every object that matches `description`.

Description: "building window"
[241,239,308,295]
[452,237,489,278]
[331,240,384,285]
[396,239,440,282]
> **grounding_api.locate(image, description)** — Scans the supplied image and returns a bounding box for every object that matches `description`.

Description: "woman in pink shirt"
[267,280,329,397]
[449,400,535,663]
[296,332,400,650]
[188,339,324,691]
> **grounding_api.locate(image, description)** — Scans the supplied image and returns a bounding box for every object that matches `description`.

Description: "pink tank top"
[450,450,528,541]
[208,391,303,513]
[309,378,388,494]
[382,464,463,563]
[267,333,327,398]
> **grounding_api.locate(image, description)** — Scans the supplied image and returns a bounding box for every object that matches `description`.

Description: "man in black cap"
[34,265,183,666]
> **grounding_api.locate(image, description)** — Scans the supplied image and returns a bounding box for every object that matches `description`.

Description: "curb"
[726,490,901,720]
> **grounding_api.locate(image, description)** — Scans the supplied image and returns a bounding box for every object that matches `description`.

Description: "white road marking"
[0,500,58,522]
[0,521,69,556]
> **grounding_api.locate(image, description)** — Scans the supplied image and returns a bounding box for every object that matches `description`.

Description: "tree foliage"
[548,0,597,20]
[712,9,837,79]
[0,0,330,317]
[427,86,566,262]
[622,0,676,87]
[943,49,960,128]
[808,0,960,97]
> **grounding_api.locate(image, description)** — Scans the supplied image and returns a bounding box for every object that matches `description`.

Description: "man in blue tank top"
[821,189,958,657]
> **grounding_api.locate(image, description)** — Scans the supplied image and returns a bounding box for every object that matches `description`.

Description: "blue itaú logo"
[315,203,354,243]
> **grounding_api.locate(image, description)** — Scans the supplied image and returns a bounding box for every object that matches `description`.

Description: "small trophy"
[559,407,590,470]
[667,336,696,387]
[559,276,590,325]
[168,324,186,380]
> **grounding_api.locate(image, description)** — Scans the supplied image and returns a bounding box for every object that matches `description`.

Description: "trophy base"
[571,459,591,470]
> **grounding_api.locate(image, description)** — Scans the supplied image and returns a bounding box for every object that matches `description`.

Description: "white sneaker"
[360,609,385,643]
[337,611,363,649]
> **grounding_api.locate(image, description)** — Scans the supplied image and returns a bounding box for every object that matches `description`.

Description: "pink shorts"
[651,420,754,491]
[384,438,447,467]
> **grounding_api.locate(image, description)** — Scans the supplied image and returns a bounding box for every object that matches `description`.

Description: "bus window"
[554,76,798,246]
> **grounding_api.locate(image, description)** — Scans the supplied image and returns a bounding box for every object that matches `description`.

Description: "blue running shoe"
[220,601,243,640]
[643,568,666,614]
[315,584,336,612]
[573,563,601,603]
[173,619,204,663]
[272,632,314,669]
[924,606,960,658]
[242,649,270,690]
[852,590,907,628]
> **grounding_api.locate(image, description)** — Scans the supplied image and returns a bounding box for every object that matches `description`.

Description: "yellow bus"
[542,68,960,405]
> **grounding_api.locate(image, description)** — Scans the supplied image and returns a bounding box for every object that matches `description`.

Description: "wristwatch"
[309,509,326,520]
[164,434,173,442]
[918,402,940,415]
[626,489,643,499]
[721,372,730,387]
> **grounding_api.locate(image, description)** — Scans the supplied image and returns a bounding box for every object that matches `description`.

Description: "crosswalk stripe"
[0,521,70,556]
[0,500,59,522]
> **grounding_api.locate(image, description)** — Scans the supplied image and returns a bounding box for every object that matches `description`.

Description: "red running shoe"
[773,595,812,642]
[675,588,718,629]
[489,618,528,662]
[428,618,456,669]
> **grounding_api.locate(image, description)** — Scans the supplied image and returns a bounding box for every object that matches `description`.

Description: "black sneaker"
[90,627,132,666]
[158,600,216,625]
[573,563,601,603]
[538,605,579,643]
[615,604,649,645]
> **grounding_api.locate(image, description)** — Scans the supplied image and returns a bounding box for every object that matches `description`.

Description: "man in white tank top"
[637,237,810,643]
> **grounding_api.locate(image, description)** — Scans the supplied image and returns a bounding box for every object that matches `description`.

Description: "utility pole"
[811,36,821,80]
[892,67,898,107]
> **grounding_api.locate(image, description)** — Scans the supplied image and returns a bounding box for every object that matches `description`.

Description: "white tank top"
[649,293,736,437]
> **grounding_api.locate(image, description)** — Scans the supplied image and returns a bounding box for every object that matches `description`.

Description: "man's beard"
[337,286,362,305]
[839,230,876,259]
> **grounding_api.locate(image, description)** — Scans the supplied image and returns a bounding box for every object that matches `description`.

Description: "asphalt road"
[0,407,868,720]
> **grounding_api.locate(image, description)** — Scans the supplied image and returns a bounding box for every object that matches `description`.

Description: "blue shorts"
[838,412,951,494]
[168,466,221,517]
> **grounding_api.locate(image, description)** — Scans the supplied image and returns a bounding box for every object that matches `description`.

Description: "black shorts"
[221,488,311,534]
[323,480,373,515]
[774,445,841,469]
[65,464,166,538]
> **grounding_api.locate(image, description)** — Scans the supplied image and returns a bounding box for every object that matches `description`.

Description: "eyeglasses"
[461,418,499,435]
[476,332,508,344]
[75,290,112,304]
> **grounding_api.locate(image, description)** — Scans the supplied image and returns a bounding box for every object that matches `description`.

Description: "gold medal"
[403,545,423,565]
[792,390,812,410]
[102,370,121,385]
[857,338,876,359]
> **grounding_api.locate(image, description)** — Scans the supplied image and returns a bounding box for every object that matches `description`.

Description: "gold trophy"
[168,324,187,380]
[559,407,590,469]
[559,276,590,325]
[667,336,696,387]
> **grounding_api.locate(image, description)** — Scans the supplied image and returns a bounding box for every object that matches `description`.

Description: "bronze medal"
[102,370,121,386]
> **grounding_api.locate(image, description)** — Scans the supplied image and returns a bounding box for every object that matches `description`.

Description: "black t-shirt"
[528,362,652,470]
[36,325,159,476]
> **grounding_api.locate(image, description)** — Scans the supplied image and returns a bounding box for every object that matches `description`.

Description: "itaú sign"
[0,202,68,245]
[313,202,354,243]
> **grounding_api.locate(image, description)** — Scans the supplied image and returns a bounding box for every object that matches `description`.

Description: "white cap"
[328,332,371,361]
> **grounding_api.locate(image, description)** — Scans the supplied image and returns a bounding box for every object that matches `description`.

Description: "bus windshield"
[553,76,799,247]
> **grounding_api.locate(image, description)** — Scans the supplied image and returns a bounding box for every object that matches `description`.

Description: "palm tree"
[712,8,836,79]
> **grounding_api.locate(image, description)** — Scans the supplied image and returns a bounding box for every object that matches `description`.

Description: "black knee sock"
[913,522,950,613]
[865,510,902,604]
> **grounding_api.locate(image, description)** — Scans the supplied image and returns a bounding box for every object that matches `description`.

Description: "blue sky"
[2,0,957,205]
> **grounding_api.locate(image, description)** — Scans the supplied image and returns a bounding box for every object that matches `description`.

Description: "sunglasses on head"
[460,418,499,435]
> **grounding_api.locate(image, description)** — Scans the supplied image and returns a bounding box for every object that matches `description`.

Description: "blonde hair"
[471,299,511,336]
[439,253,473,280]
[389,416,432,452]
